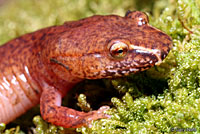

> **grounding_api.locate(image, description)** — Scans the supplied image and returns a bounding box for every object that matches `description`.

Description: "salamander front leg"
[40,87,110,128]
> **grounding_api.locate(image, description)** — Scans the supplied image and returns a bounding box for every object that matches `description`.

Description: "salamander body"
[0,11,173,128]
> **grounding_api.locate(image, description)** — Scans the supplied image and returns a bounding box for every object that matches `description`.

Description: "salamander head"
[49,11,173,80]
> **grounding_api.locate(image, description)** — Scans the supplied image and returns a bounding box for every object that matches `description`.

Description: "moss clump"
[1,0,200,134]
[32,116,66,134]
[0,123,25,134]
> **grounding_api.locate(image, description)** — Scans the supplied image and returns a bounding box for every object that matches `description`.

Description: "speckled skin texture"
[0,11,172,128]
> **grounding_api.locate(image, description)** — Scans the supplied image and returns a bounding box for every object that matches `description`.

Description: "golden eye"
[109,41,128,58]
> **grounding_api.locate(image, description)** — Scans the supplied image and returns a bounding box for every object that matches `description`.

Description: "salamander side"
[0,39,41,123]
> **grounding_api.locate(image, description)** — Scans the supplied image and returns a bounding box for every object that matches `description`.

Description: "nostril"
[161,51,167,60]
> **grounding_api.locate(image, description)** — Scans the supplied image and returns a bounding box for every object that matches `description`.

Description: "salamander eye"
[109,41,128,58]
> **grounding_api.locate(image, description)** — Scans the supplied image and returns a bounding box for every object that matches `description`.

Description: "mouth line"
[129,44,163,65]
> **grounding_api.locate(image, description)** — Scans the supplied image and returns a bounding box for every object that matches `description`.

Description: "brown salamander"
[0,11,173,128]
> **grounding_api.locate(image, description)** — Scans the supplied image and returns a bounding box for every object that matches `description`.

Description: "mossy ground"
[0,0,200,133]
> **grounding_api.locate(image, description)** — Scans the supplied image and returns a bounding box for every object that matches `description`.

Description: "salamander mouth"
[129,45,163,66]
[101,64,153,78]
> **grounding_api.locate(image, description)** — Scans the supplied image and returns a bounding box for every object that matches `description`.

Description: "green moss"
[0,123,25,134]
[1,0,200,133]
[32,116,66,134]
[0,123,6,133]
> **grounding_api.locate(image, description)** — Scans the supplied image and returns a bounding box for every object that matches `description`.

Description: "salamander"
[0,11,173,128]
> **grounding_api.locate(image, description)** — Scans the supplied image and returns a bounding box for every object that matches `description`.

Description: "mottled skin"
[0,11,172,128]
